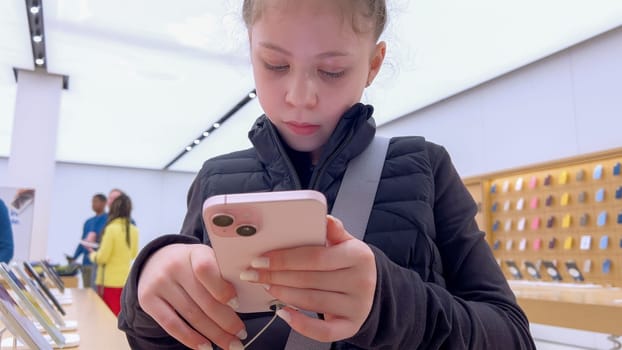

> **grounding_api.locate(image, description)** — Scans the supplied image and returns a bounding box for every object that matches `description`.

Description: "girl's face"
[249,1,385,163]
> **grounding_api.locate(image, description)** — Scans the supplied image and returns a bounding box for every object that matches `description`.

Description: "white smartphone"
[80,240,100,249]
[202,190,327,313]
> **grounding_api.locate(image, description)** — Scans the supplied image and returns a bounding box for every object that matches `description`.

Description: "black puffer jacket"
[119,104,535,349]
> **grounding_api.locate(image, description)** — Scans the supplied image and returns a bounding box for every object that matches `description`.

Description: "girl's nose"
[285,73,318,109]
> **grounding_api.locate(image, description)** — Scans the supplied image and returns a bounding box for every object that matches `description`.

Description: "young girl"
[119,1,535,349]
[90,194,139,316]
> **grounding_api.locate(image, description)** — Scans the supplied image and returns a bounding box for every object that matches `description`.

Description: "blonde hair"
[242,0,387,41]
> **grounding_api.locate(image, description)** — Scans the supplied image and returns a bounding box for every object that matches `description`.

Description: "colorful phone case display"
[465,149,622,286]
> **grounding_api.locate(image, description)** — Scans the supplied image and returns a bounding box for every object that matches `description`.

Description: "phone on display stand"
[203,190,327,313]
[22,262,67,317]
[0,262,66,347]
[39,260,66,294]
[0,284,52,350]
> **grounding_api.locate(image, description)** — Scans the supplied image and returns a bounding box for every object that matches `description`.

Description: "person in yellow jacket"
[89,193,138,316]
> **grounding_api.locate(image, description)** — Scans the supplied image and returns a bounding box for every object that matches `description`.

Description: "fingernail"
[198,343,213,350]
[239,270,259,281]
[236,329,248,340]
[227,297,239,310]
[276,309,291,323]
[262,284,270,290]
[251,257,270,268]
[229,339,244,350]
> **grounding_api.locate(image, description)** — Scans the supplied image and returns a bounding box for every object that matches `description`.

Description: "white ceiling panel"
[48,0,246,54]
[43,0,254,169]
[0,0,620,171]
[48,31,254,168]
[363,1,622,123]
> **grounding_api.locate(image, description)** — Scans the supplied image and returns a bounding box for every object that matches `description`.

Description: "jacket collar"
[248,103,377,189]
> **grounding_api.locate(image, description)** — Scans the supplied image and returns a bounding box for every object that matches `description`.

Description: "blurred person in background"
[89,193,139,316]
[69,193,107,288]
[0,199,14,263]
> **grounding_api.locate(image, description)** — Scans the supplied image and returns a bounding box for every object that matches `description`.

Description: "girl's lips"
[285,122,320,136]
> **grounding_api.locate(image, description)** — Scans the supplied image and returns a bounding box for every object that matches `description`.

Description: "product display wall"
[465,148,622,286]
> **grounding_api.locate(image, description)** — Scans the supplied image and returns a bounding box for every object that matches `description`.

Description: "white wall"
[48,162,195,263]
[1,157,195,263]
[0,158,6,186]
[378,26,622,350]
[378,26,622,178]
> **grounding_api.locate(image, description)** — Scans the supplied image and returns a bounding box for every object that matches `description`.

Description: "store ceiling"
[1,1,621,172]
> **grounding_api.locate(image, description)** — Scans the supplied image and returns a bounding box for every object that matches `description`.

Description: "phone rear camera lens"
[212,214,234,227]
[236,225,257,237]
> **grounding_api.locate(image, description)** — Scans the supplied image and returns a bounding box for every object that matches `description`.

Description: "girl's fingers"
[190,245,239,305]
[276,306,358,343]
[266,284,357,316]
[325,215,353,246]
[243,268,365,294]
[179,275,246,340]
[138,244,246,350]
[140,288,214,350]
[167,283,244,349]
[262,239,369,272]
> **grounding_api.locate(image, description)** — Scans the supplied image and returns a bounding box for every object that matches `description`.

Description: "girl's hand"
[241,215,377,342]
[137,244,248,350]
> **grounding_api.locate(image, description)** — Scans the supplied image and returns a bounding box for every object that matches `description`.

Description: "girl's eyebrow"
[258,41,351,58]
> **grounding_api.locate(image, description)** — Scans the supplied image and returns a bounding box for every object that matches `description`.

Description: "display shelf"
[509,281,622,334]
[464,147,622,287]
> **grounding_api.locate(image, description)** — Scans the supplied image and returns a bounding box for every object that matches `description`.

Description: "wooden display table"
[64,288,130,349]
[60,276,79,289]
[0,288,129,349]
[510,281,622,335]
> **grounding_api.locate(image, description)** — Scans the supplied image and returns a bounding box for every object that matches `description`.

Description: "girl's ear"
[366,41,386,87]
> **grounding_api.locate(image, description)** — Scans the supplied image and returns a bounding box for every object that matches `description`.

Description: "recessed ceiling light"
[33,35,42,43]
[30,6,40,14]
[35,57,45,65]
[164,89,258,170]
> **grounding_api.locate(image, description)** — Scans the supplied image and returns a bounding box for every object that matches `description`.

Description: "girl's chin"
[287,140,323,153]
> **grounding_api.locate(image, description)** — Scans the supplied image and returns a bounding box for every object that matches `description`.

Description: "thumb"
[326,215,354,246]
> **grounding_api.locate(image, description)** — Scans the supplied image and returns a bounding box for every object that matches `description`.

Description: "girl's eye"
[264,63,289,72]
[320,70,345,79]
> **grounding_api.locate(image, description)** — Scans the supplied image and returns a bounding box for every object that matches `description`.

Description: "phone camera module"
[236,225,257,237]
[212,214,234,227]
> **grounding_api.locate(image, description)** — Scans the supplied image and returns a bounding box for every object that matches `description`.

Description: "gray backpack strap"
[284,136,390,349]
[330,136,390,240]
